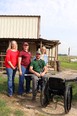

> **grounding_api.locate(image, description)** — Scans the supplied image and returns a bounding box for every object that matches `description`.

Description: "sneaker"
[8,95,13,98]
[29,89,32,93]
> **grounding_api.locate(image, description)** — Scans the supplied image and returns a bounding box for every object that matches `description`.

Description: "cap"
[23,42,29,46]
[36,50,41,55]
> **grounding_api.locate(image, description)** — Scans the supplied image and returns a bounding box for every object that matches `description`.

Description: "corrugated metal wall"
[0,16,40,38]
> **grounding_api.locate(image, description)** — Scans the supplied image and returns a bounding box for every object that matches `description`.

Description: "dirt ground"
[1,69,77,116]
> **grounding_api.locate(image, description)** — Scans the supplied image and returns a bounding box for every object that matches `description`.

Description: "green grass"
[0,76,25,116]
[0,98,24,116]
[61,62,77,70]
[0,75,19,93]
[0,99,11,116]
[71,83,77,101]
[58,56,77,70]
[14,110,24,116]
[0,76,7,92]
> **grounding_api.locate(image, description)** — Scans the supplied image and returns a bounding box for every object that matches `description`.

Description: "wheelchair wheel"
[64,85,72,113]
[40,84,49,107]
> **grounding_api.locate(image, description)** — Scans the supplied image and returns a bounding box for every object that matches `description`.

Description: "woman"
[40,46,48,66]
[18,42,32,95]
[5,40,19,97]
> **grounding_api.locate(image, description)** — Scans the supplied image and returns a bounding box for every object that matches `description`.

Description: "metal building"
[0,15,60,71]
[0,15,40,38]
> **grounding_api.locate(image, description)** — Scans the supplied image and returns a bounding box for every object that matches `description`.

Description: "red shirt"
[19,50,31,68]
[5,49,19,68]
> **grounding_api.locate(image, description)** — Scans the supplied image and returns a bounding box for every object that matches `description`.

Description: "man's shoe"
[37,89,41,93]
[26,89,32,94]
[22,93,26,96]
[32,96,36,101]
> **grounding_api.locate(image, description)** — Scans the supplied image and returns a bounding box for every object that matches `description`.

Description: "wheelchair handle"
[64,77,77,82]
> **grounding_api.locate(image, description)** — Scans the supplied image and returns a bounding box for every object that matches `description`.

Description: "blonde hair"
[41,46,47,54]
[7,40,18,51]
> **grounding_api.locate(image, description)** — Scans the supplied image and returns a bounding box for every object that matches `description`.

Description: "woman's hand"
[12,66,16,70]
[19,71,22,75]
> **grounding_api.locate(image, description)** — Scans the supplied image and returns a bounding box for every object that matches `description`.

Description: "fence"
[0,53,6,71]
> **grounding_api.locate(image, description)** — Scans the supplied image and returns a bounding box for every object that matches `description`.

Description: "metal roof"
[0,38,60,48]
[0,15,40,17]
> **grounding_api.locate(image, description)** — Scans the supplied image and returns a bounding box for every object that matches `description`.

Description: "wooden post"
[40,41,42,49]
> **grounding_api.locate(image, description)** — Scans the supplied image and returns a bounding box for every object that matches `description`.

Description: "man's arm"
[40,65,48,77]
[29,66,40,77]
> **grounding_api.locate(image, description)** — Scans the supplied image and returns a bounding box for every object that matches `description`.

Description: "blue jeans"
[6,68,17,96]
[18,65,31,95]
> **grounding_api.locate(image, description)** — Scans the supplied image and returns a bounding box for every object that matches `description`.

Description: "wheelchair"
[40,77,72,114]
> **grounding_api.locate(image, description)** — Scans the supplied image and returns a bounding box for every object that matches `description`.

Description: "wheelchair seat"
[48,77,65,96]
[40,77,72,114]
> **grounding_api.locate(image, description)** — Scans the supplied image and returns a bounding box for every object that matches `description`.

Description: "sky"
[0,0,77,55]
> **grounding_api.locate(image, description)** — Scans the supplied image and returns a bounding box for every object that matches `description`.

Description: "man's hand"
[29,66,41,77]
[35,72,41,77]
[40,72,45,77]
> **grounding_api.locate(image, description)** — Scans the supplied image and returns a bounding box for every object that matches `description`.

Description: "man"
[29,50,48,100]
[18,42,31,95]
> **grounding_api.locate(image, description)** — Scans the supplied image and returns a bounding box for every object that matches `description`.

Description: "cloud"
[0,0,77,55]
[0,0,77,25]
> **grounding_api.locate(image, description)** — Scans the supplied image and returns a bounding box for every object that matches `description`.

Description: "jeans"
[25,76,31,93]
[18,65,31,95]
[6,68,17,96]
[31,74,48,97]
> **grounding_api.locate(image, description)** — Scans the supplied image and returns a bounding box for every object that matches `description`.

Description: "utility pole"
[68,47,70,62]
[68,47,70,56]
